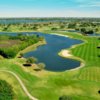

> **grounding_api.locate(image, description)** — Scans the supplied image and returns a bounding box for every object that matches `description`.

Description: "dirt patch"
[0,40,21,48]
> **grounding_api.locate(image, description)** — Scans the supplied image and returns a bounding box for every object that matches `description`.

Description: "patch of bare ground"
[0,40,21,48]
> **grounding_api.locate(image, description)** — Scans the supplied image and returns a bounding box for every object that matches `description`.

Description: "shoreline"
[50,33,69,38]
[0,31,85,72]
[51,32,86,71]
[59,49,85,71]
[44,32,86,72]
[16,40,46,58]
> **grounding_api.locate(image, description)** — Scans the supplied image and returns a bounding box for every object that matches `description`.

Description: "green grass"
[0,31,100,100]
[0,72,30,100]
[78,67,100,82]
[71,37,100,67]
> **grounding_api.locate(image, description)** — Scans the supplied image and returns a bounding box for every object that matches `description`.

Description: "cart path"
[0,70,38,100]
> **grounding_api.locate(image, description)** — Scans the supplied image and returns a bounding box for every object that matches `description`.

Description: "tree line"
[0,34,44,58]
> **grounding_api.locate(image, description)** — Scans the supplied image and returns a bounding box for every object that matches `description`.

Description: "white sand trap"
[61,50,72,57]
[60,50,85,71]
[51,33,69,37]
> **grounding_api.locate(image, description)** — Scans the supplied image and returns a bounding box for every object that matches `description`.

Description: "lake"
[0,19,68,24]
[23,32,83,71]
[0,32,83,72]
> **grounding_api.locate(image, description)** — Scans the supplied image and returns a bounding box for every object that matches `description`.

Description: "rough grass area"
[0,72,30,100]
[0,40,21,48]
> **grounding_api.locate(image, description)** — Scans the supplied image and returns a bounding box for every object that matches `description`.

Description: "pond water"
[88,33,100,36]
[0,32,83,72]
[0,19,67,24]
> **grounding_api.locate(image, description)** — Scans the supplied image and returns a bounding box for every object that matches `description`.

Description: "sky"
[0,0,100,17]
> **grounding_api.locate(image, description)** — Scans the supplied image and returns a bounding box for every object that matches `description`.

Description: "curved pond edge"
[50,33,86,71]
[16,40,46,58]
[0,31,86,72]
[20,32,85,72]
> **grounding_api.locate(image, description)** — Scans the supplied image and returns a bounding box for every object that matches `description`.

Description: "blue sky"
[0,0,100,17]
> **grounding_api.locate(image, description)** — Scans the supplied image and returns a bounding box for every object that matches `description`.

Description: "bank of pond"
[0,33,44,58]
[0,32,83,71]
[62,29,100,36]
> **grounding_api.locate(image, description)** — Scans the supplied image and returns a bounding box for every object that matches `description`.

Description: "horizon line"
[0,17,100,19]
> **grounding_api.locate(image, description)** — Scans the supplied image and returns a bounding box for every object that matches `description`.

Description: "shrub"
[20,52,24,57]
[0,47,19,58]
[59,95,72,100]
[0,80,14,100]
[26,57,38,64]
[51,27,58,31]
[37,63,46,70]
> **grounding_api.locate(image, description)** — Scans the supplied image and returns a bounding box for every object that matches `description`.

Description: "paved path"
[0,70,38,100]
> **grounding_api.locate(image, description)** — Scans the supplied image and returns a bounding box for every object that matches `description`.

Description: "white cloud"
[78,0,100,7]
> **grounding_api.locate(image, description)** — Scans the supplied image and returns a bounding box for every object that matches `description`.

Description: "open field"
[0,31,100,100]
